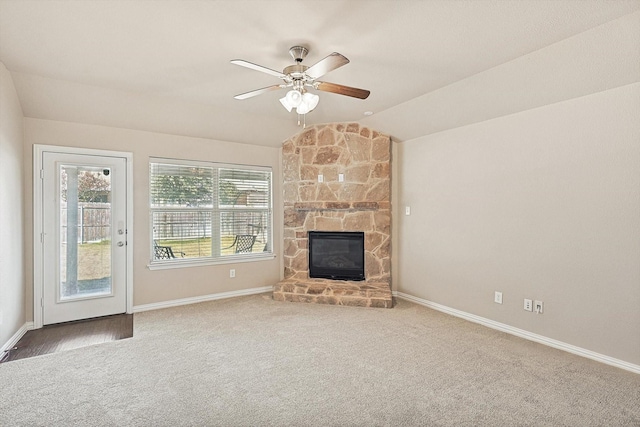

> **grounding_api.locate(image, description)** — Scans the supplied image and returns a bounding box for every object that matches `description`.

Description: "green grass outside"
[69,236,266,286]
[62,236,266,296]
[156,236,266,257]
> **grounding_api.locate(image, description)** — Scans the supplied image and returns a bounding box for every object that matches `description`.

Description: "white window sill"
[147,253,276,270]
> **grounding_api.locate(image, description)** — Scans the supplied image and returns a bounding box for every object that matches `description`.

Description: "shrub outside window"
[149,159,272,266]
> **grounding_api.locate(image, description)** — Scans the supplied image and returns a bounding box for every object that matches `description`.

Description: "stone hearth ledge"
[273,278,393,308]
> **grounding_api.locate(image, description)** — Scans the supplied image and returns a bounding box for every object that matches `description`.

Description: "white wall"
[0,62,25,348]
[23,118,282,320]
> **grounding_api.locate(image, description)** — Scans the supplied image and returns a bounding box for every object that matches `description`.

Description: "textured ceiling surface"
[1,0,638,146]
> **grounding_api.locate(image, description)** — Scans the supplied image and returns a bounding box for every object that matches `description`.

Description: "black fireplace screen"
[308,231,365,281]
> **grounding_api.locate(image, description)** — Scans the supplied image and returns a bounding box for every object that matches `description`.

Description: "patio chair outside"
[154,240,185,259]
[223,234,257,254]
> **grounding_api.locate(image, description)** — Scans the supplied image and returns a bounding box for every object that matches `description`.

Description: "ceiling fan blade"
[315,81,370,100]
[234,85,285,100]
[230,60,286,79]
[305,52,349,79]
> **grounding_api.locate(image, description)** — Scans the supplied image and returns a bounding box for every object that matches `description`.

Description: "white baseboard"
[1,322,34,355]
[396,292,640,375]
[132,286,273,313]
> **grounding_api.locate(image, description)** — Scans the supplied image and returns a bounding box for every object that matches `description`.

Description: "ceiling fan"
[231,46,370,116]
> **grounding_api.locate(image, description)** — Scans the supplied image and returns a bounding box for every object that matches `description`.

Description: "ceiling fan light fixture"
[296,102,310,115]
[302,92,319,111]
[281,90,318,115]
[279,96,293,112]
[285,89,302,107]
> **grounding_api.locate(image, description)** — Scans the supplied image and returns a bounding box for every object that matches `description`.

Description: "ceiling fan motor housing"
[283,64,309,79]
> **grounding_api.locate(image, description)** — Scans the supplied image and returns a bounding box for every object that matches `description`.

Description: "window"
[149,159,272,267]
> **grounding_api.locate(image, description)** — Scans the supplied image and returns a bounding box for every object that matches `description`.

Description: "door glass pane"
[59,165,112,300]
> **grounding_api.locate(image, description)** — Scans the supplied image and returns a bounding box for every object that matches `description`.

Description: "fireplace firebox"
[308,231,365,281]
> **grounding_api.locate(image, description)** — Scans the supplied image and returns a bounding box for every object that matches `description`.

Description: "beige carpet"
[0,293,638,426]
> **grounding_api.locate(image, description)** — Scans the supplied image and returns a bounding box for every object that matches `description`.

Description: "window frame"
[148,157,274,270]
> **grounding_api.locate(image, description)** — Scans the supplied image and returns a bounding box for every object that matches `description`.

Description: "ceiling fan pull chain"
[295,113,307,128]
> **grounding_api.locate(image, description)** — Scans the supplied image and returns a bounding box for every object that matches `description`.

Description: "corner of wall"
[0,61,27,348]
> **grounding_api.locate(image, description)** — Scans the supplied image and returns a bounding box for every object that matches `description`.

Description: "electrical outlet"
[338,173,344,182]
[317,174,324,183]
[494,291,503,304]
[534,300,543,314]
[524,299,533,311]
[230,269,236,278]
[405,206,411,216]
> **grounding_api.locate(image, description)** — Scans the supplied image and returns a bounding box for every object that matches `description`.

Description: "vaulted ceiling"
[1,0,638,147]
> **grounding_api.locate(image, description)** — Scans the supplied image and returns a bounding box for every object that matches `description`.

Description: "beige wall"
[387,10,640,368]
[396,83,640,365]
[23,118,282,319]
[0,62,25,346]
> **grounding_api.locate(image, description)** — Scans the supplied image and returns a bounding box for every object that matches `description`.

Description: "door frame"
[33,144,134,329]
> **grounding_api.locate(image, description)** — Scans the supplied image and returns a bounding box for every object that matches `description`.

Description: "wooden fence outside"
[61,202,111,243]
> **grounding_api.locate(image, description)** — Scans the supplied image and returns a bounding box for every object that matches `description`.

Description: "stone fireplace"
[273,123,393,308]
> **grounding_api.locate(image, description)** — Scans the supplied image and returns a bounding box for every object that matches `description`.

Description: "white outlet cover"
[534,300,544,314]
[405,206,411,215]
[338,173,344,182]
[524,299,533,311]
[317,174,324,183]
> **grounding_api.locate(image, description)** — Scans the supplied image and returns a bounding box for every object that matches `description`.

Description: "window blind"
[150,160,272,264]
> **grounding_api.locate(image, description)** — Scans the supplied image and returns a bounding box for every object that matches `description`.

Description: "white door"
[41,152,128,325]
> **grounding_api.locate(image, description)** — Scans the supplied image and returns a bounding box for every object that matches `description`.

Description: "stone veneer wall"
[274,122,392,308]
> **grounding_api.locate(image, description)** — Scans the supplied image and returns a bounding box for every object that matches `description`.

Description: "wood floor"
[1,314,133,363]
